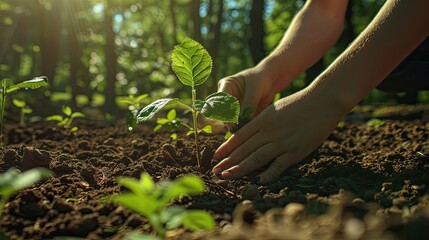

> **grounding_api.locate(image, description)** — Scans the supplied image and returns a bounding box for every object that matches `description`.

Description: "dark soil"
[1,105,429,240]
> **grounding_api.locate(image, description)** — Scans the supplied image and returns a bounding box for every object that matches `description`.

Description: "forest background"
[1,0,427,121]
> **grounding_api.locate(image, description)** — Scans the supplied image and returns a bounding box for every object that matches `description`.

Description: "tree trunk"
[39,0,60,92]
[190,0,202,43]
[248,0,266,65]
[103,0,117,113]
[207,0,224,94]
[169,1,178,46]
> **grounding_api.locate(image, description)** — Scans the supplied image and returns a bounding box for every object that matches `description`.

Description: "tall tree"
[248,0,267,65]
[103,0,118,113]
[190,0,203,43]
[38,0,60,92]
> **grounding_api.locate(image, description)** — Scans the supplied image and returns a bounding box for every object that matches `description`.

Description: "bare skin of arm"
[217,0,348,116]
[213,0,429,183]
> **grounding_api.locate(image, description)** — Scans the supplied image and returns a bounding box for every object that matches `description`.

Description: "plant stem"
[0,80,6,147]
[191,88,201,168]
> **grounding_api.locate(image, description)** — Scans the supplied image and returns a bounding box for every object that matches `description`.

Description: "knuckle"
[237,143,252,159]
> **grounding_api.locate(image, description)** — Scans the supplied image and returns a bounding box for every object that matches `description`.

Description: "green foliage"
[154,109,182,140]
[46,106,85,132]
[12,99,32,127]
[136,38,240,168]
[366,118,385,128]
[111,172,214,239]
[117,93,148,132]
[0,76,47,146]
[0,168,52,215]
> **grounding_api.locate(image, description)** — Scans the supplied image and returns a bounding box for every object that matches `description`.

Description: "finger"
[221,143,281,179]
[258,153,298,183]
[213,131,268,173]
[218,78,243,102]
[212,119,259,161]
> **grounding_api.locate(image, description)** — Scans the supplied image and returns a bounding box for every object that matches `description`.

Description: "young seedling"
[12,99,32,127]
[46,105,85,132]
[136,37,240,168]
[110,172,214,240]
[0,168,52,215]
[0,76,48,146]
[118,93,148,132]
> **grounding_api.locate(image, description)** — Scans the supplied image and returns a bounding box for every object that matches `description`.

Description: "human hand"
[217,66,279,118]
[211,87,347,183]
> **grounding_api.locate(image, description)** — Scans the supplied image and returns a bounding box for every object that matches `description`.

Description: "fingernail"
[212,166,221,174]
[221,170,233,179]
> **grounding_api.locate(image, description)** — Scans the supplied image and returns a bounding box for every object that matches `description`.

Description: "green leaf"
[224,131,233,140]
[113,193,158,217]
[165,175,205,202]
[171,37,212,87]
[170,133,177,140]
[62,106,72,116]
[117,177,144,196]
[140,172,155,192]
[136,98,177,122]
[70,126,78,132]
[181,210,215,231]
[153,125,162,132]
[161,206,186,229]
[6,76,48,94]
[46,115,64,122]
[156,118,169,125]
[200,125,212,134]
[200,92,240,123]
[12,99,25,108]
[11,168,52,191]
[22,107,32,114]
[70,112,85,119]
[186,130,194,136]
[135,94,148,103]
[118,98,135,106]
[167,109,176,121]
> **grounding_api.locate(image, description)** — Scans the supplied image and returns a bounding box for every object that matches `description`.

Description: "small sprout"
[0,76,48,146]
[46,105,85,132]
[118,93,148,132]
[154,109,183,140]
[224,131,233,140]
[366,118,385,128]
[12,98,32,127]
[110,172,214,239]
[0,168,52,215]
[136,38,240,169]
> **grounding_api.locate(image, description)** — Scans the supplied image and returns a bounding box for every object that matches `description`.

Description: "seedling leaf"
[200,92,240,123]
[136,98,178,122]
[117,177,144,196]
[12,99,25,108]
[12,168,52,190]
[181,210,215,231]
[165,175,205,201]
[140,172,155,192]
[113,193,158,217]
[171,37,212,87]
[46,115,64,122]
[62,106,72,116]
[167,109,176,121]
[6,76,48,94]
[200,125,212,134]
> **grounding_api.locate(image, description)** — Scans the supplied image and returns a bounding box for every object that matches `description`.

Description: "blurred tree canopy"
[1,0,426,117]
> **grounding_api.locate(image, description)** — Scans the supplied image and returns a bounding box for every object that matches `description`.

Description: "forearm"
[310,0,429,113]
[260,0,348,91]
